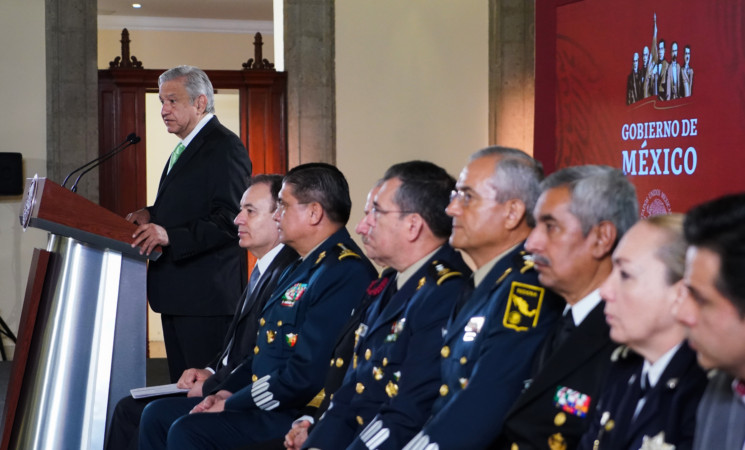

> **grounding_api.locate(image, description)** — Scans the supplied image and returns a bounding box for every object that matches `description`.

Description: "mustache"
[530,254,551,267]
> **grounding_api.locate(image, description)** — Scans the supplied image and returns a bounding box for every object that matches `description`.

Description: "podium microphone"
[69,134,141,193]
[61,132,139,189]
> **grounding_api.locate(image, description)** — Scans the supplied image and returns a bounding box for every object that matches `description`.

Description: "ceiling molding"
[98,15,273,34]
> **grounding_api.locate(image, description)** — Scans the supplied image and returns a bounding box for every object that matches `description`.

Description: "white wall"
[0,1,48,358]
[0,3,488,358]
[335,0,489,235]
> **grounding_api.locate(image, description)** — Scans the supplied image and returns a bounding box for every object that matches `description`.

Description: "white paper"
[130,383,189,399]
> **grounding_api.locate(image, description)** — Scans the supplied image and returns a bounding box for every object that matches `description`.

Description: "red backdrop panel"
[538,0,745,216]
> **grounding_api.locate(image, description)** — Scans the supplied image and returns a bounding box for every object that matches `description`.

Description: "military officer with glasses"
[304,161,471,450]
[403,147,563,450]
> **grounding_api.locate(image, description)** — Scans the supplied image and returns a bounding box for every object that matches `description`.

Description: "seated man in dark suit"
[495,165,638,450]
[138,163,377,450]
[675,193,745,450]
[105,174,297,450]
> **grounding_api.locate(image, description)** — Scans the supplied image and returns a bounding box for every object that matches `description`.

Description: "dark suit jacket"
[693,371,745,450]
[406,244,564,450]
[147,116,252,316]
[495,301,615,450]
[203,245,299,394]
[578,342,707,450]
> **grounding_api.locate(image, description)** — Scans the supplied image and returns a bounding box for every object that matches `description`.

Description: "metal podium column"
[10,234,146,450]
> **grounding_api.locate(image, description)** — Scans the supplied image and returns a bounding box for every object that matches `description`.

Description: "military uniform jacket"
[495,302,615,450]
[305,245,471,450]
[405,244,564,450]
[147,116,252,316]
[202,245,299,395]
[578,342,707,450]
[217,228,377,415]
[311,269,398,419]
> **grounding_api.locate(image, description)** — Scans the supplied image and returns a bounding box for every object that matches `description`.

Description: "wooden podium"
[2,177,160,450]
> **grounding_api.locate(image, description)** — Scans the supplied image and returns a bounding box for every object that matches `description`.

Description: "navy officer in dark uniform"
[403,147,563,449]
[495,165,639,450]
[138,163,377,450]
[278,181,387,450]
[304,161,471,449]
[578,215,707,450]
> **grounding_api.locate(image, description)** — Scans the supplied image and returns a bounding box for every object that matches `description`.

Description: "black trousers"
[105,394,178,450]
[160,314,232,382]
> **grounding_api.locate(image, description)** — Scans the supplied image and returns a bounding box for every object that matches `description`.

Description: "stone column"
[46,0,99,201]
[284,0,336,167]
[489,0,535,154]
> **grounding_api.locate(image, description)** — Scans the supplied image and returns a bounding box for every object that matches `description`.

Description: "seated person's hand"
[177,368,212,390]
[284,420,311,450]
[190,390,233,414]
[187,380,205,398]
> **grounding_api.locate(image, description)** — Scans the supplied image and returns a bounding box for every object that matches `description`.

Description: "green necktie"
[167,142,186,173]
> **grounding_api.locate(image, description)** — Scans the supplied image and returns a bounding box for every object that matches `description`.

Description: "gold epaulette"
[336,243,361,260]
[306,388,326,408]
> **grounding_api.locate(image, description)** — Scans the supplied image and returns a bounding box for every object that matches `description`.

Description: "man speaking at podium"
[126,65,252,381]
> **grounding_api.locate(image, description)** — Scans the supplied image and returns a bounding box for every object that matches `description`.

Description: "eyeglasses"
[370,205,415,219]
[275,200,309,213]
[449,189,498,207]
